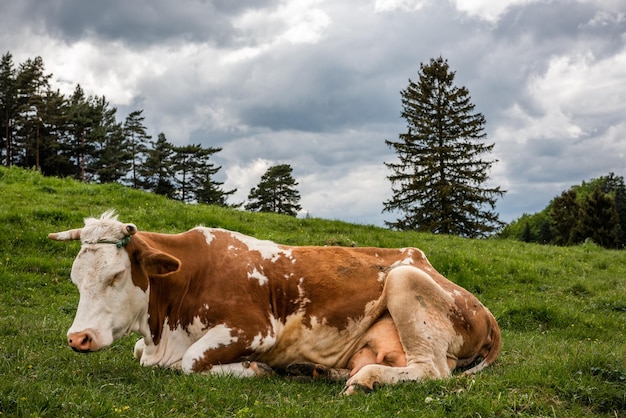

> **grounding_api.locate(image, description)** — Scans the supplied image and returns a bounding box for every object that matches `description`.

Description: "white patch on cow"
[255,311,371,369]
[181,323,238,373]
[196,227,294,262]
[195,227,215,245]
[248,327,277,352]
[227,230,293,262]
[296,277,312,307]
[399,248,417,265]
[248,267,268,286]
[139,317,207,369]
[378,271,386,283]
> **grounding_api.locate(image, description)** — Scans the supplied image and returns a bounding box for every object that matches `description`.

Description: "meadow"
[0,166,625,417]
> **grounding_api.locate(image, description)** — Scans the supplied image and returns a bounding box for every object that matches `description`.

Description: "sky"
[1,0,625,227]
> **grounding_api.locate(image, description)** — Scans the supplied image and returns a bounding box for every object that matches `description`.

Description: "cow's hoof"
[342,380,381,395]
[243,361,275,377]
[342,383,374,395]
[285,362,330,380]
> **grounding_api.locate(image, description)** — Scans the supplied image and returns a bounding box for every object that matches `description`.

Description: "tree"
[0,52,18,166]
[171,144,207,202]
[598,173,626,247]
[550,189,579,246]
[245,164,302,216]
[570,187,620,248]
[65,85,97,181]
[139,132,175,198]
[86,96,131,183]
[190,150,237,206]
[384,57,505,237]
[123,110,151,188]
[14,56,52,171]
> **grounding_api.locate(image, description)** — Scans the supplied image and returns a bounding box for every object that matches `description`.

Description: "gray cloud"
[1,0,625,226]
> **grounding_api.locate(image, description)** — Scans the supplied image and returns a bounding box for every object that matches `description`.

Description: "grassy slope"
[0,166,625,417]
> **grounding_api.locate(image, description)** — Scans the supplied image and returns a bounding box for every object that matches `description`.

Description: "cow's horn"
[47,228,82,241]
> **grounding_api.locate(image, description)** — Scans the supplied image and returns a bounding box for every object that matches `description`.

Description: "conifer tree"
[1,52,18,166]
[550,189,579,246]
[87,96,130,183]
[245,164,302,216]
[191,153,236,206]
[171,144,200,202]
[139,132,175,198]
[384,57,504,237]
[571,187,620,248]
[123,110,151,188]
[14,56,52,171]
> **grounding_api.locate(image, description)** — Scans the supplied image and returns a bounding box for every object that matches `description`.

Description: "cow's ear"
[141,249,181,276]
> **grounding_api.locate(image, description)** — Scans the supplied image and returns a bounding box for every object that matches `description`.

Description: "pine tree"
[123,110,151,188]
[171,144,205,202]
[0,52,18,166]
[65,85,97,181]
[571,187,620,248]
[38,89,70,177]
[598,173,626,247]
[245,164,302,216]
[550,189,579,246]
[87,96,131,183]
[14,56,52,171]
[384,57,504,237]
[190,150,237,206]
[139,132,175,198]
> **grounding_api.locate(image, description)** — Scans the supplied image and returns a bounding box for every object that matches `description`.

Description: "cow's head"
[48,211,180,352]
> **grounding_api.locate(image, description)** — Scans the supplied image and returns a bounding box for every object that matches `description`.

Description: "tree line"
[500,173,626,249]
[0,52,242,205]
[1,52,305,214]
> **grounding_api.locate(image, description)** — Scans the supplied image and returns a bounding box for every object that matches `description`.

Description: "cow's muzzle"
[67,330,97,352]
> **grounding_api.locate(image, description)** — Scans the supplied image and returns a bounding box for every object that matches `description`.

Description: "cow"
[48,211,501,394]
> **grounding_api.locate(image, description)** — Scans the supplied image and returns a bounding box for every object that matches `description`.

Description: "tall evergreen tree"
[190,149,237,206]
[14,56,52,171]
[245,164,302,216]
[123,110,151,188]
[384,57,505,237]
[550,189,579,246]
[38,89,70,177]
[85,95,128,183]
[65,85,97,181]
[598,173,626,247]
[171,144,206,202]
[0,52,18,166]
[571,187,620,248]
[139,132,175,198]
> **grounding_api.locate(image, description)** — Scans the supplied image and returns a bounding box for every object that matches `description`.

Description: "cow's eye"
[109,271,124,286]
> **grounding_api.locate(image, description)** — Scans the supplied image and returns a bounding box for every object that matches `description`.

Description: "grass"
[1,165,625,417]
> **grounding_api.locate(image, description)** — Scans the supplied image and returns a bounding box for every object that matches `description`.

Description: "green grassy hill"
[1,166,625,417]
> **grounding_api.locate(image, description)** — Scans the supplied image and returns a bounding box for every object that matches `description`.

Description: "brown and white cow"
[48,211,500,394]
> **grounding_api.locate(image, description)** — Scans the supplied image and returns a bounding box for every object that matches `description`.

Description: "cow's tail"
[462,311,501,375]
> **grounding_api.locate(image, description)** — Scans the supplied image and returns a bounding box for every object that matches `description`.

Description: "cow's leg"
[207,361,275,378]
[284,362,351,381]
[344,265,458,394]
[180,323,274,377]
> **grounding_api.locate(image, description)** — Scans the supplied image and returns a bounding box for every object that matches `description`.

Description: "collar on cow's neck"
[83,236,132,249]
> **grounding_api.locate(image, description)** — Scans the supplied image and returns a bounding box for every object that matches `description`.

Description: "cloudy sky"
[1,0,625,226]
